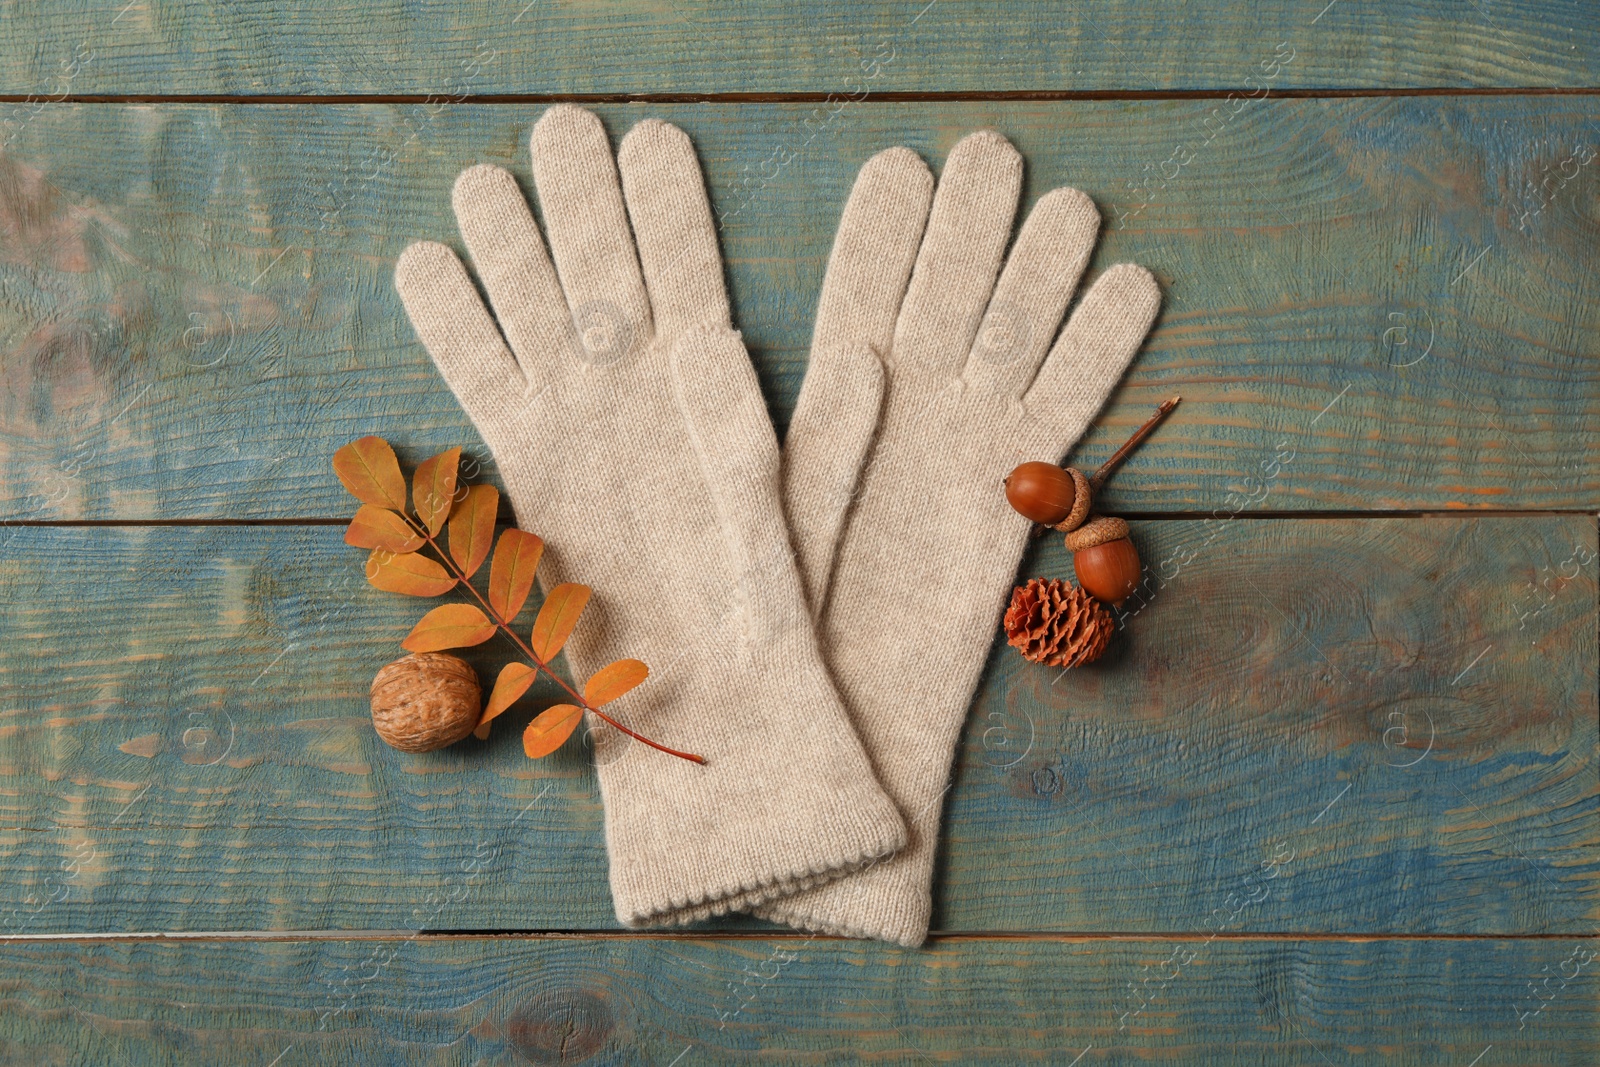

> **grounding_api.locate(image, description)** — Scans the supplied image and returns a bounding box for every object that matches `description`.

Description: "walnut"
[369,652,482,752]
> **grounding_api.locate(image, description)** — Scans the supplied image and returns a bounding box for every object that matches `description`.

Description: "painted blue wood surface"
[1,935,1597,1063]
[1,517,1591,935]
[0,1,1595,1057]
[0,1,1596,95]
[0,100,1594,521]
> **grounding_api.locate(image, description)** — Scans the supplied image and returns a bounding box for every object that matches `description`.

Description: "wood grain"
[0,0,1593,1051]
[1,517,1591,935]
[1,935,1596,1063]
[0,1,1597,95]
[0,100,1595,519]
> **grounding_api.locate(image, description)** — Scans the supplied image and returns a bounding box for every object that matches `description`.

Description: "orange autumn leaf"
[448,484,498,578]
[412,446,461,536]
[345,504,424,554]
[366,550,456,597]
[584,659,648,707]
[488,529,544,622]
[523,703,585,758]
[530,583,590,661]
[333,436,408,511]
[474,661,537,739]
[401,603,496,652]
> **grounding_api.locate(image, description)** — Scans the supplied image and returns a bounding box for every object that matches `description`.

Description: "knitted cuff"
[610,775,907,929]
[614,815,906,929]
[752,866,932,948]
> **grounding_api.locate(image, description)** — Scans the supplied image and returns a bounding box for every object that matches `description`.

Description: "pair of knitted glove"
[395,106,1158,946]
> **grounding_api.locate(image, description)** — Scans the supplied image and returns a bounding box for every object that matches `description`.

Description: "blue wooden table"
[0,3,1596,1062]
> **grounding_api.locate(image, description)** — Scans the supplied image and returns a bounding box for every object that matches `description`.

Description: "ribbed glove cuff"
[613,790,908,927]
[754,867,931,947]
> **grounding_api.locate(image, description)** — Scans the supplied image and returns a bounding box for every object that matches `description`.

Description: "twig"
[399,512,706,765]
[1089,395,1181,494]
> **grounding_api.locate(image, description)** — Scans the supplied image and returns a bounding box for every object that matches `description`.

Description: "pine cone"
[1004,577,1114,669]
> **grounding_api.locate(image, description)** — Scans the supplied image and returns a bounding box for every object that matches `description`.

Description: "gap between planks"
[3,509,1596,529]
[3,931,1597,944]
[3,87,1600,105]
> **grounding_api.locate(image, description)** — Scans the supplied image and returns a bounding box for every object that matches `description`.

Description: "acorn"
[1004,462,1092,531]
[1002,462,1143,604]
[1001,396,1179,613]
[1064,516,1142,605]
[369,652,482,752]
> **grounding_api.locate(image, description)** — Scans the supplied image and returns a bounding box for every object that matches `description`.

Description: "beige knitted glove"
[763,131,1162,945]
[393,105,906,929]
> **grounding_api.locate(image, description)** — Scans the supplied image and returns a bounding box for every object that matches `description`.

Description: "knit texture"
[767,131,1162,946]
[394,105,906,928]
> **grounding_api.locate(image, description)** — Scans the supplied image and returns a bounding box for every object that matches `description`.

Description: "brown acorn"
[1064,516,1141,605]
[1004,462,1092,531]
[1002,461,1141,603]
[1005,461,1076,525]
[1003,397,1180,595]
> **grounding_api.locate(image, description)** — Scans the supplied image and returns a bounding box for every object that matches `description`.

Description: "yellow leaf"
[523,703,585,758]
[345,504,424,554]
[366,551,455,597]
[401,603,495,652]
[448,484,498,578]
[412,446,461,536]
[488,529,544,622]
[333,436,407,511]
[474,661,537,739]
[529,583,590,661]
[584,659,648,707]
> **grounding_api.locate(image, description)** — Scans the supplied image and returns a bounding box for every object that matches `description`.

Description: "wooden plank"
[1,1,1596,95]
[1,517,1591,934]
[1,100,1595,520]
[0,935,1596,1062]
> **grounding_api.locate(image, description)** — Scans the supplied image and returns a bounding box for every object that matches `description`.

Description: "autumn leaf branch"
[335,436,704,765]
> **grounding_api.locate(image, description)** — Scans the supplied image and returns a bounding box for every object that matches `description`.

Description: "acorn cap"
[1062,514,1129,552]
[1053,466,1094,533]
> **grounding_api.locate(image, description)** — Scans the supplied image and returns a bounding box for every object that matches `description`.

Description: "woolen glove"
[764,130,1161,945]
[394,105,906,929]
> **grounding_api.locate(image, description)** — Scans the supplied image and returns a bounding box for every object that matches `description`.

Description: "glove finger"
[669,325,802,646]
[890,130,1021,379]
[451,164,579,376]
[1022,263,1160,440]
[617,118,731,338]
[961,186,1100,397]
[530,105,652,366]
[783,147,929,614]
[782,340,884,615]
[812,146,933,355]
[395,241,532,418]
